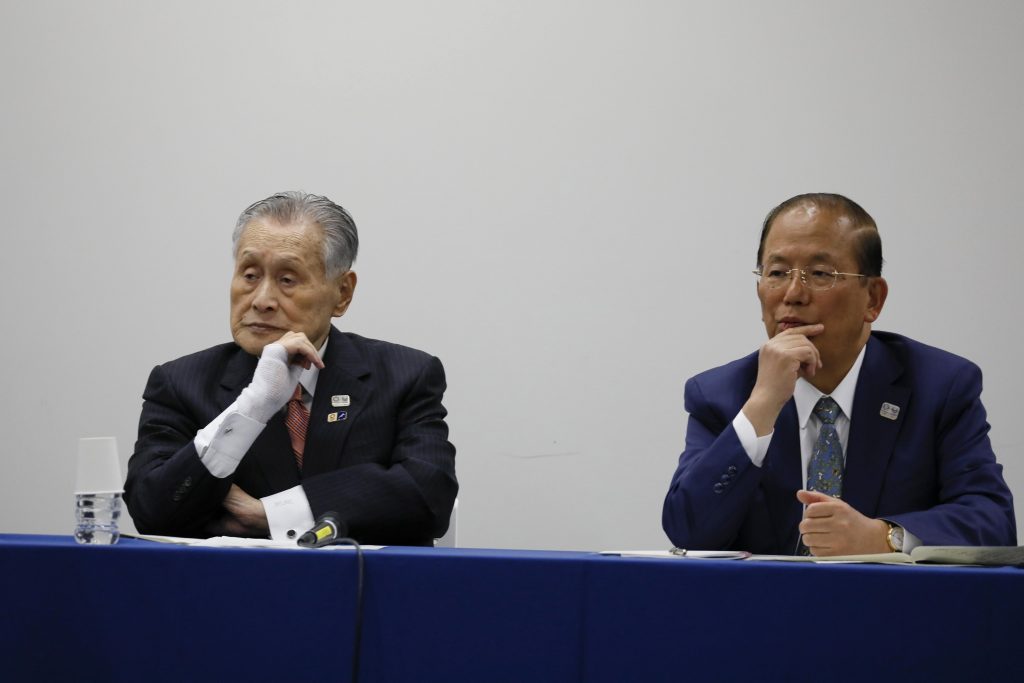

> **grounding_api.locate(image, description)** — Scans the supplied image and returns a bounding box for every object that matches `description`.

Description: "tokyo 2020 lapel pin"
[879,402,900,420]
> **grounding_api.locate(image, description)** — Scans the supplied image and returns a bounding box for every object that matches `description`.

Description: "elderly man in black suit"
[126,191,457,545]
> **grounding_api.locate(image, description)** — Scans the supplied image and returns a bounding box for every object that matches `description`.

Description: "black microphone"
[297,511,347,548]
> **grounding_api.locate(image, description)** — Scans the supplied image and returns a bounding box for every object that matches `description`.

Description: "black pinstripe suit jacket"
[125,327,458,545]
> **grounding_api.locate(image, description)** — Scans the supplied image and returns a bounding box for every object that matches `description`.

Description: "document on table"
[124,533,383,550]
[600,546,1024,566]
[600,549,751,560]
[750,546,1024,566]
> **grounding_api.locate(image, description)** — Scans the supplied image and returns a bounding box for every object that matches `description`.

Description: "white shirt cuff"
[733,411,772,467]
[901,527,923,553]
[194,409,265,478]
[263,486,315,542]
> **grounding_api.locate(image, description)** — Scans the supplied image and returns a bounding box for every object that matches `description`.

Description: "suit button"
[727,466,738,475]
[713,483,725,493]
[172,492,182,502]
[720,474,730,482]
[183,476,193,488]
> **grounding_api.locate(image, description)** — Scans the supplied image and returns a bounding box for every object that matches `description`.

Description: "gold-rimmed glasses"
[753,265,867,291]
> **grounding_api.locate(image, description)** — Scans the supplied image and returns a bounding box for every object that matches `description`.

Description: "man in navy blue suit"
[125,191,457,545]
[663,193,1015,556]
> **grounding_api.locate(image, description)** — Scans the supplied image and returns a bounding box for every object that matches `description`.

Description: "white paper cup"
[75,437,124,494]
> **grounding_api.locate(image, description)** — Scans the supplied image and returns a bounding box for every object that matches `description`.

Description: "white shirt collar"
[297,336,329,398]
[793,343,867,428]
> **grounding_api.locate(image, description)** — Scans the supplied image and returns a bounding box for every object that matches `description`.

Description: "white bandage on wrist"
[235,343,303,423]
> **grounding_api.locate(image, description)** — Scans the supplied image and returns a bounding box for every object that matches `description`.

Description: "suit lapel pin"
[327,411,348,423]
[331,395,351,407]
[879,402,900,420]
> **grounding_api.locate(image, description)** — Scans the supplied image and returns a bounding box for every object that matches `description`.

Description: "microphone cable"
[331,536,364,683]
[297,512,364,683]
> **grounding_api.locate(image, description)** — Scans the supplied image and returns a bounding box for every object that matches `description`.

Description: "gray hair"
[232,191,359,277]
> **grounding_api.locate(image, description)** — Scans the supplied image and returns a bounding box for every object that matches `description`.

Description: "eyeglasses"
[753,265,867,291]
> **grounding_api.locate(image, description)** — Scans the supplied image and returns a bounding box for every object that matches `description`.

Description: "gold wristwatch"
[886,523,905,552]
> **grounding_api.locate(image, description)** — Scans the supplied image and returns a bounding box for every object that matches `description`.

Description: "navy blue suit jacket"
[125,327,458,546]
[662,331,1015,554]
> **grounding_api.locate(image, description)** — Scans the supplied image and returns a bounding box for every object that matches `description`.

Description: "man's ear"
[865,276,888,323]
[332,270,357,317]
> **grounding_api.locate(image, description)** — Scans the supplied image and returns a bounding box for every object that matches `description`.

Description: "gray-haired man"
[126,191,457,545]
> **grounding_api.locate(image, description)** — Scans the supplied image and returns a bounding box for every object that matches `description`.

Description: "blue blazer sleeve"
[662,380,761,550]
[662,355,792,553]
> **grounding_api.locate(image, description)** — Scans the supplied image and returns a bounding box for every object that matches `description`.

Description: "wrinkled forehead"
[236,218,322,251]
[234,219,327,270]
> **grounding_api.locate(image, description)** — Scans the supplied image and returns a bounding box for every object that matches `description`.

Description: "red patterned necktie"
[285,384,310,470]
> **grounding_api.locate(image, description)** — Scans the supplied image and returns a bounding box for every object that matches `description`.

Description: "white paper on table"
[599,549,751,560]
[125,533,383,550]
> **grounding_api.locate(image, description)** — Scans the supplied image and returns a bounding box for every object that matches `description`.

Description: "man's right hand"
[273,330,326,371]
[236,331,325,424]
[741,324,824,435]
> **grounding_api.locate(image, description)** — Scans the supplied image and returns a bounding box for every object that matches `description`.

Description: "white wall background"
[1,1,1022,550]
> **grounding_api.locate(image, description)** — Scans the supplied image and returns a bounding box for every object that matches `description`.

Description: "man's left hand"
[207,484,270,537]
[796,489,891,556]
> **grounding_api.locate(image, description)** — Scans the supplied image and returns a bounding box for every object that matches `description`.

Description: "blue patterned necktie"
[798,397,844,555]
[807,396,844,497]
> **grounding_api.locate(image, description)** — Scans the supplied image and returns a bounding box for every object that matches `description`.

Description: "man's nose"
[782,270,810,303]
[251,279,278,311]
